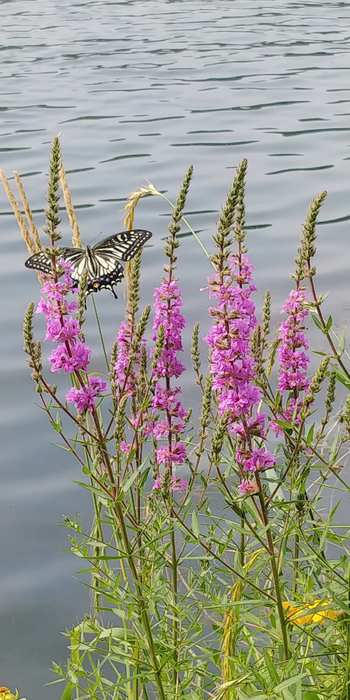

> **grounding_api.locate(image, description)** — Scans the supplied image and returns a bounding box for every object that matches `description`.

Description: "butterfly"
[25,229,152,298]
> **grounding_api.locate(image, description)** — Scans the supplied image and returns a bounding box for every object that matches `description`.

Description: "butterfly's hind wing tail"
[86,260,124,297]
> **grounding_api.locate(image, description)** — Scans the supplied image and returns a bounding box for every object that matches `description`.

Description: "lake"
[1,0,350,695]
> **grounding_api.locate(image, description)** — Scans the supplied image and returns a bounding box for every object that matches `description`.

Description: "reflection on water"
[1,0,350,694]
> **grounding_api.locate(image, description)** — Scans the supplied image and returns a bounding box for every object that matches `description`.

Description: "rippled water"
[1,0,350,694]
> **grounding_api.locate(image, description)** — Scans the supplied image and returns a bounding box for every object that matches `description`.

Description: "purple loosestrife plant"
[151,280,188,479]
[149,168,193,493]
[205,255,275,494]
[114,319,146,398]
[270,289,311,436]
[204,255,260,419]
[36,259,107,414]
[278,289,310,394]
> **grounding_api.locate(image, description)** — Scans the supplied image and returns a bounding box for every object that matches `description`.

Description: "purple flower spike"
[238,478,259,496]
[66,375,107,413]
[204,255,260,422]
[278,289,310,394]
[36,256,94,383]
[155,442,187,467]
[150,277,188,471]
[152,474,188,494]
[114,320,146,397]
[205,254,275,485]
[152,280,186,379]
[49,341,92,374]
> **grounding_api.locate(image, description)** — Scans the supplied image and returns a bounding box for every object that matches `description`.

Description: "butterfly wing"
[25,251,53,274]
[60,248,88,285]
[62,246,125,298]
[85,262,124,298]
[93,229,152,261]
[24,248,86,277]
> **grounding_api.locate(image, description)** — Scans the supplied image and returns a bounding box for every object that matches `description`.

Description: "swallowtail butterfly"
[25,229,152,298]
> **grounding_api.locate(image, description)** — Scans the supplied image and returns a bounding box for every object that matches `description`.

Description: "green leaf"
[334,597,350,615]
[317,290,329,305]
[310,313,324,332]
[250,665,268,690]
[332,364,350,390]
[50,410,62,432]
[262,648,280,684]
[191,511,200,538]
[328,430,340,465]
[139,464,151,488]
[306,424,314,447]
[337,328,346,356]
[233,551,245,578]
[121,458,147,494]
[325,315,332,332]
[71,480,114,501]
[274,673,306,693]
[99,627,136,641]
[60,682,74,700]
[304,692,320,700]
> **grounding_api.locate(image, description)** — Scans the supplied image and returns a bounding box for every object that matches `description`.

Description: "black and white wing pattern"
[24,229,152,299]
[61,246,125,298]
[24,251,53,274]
[91,229,152,261]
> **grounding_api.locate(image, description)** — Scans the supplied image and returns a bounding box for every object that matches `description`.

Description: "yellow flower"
[0,688,16,700]
[282,599,338,625]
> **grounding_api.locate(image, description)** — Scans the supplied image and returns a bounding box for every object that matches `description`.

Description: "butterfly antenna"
[88,231,104,246]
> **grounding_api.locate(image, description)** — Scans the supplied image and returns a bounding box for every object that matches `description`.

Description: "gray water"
[1,0,350,695]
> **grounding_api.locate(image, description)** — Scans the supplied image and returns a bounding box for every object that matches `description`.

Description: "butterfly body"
[25,229,152,298]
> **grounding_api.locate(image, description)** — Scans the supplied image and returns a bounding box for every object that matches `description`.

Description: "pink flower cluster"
[238,479,259,495]
[66,376,107,413]
[152,280,186,379]
[36,259,106,413]
[233,413,275,494]
[204,256,260,419]
[278,289,310,394]
[270,289,311,437]
[205,256,275,495]
[153,474,188,494]
[270,398,303,438]
[150,279,188,487]
[114,320,146,397]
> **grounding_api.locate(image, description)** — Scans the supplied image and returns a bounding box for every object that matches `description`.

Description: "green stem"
[114,501,167,700]
[307,268,350,382]
[293,532,299,596]
[340,570,350,699]
[171,506,276,602]
[345,571,350,700]
[92,294,109,371]
[255,473,291,661]
[152,190,212,262]
[239,517,245,567]
[170,526,179,694]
